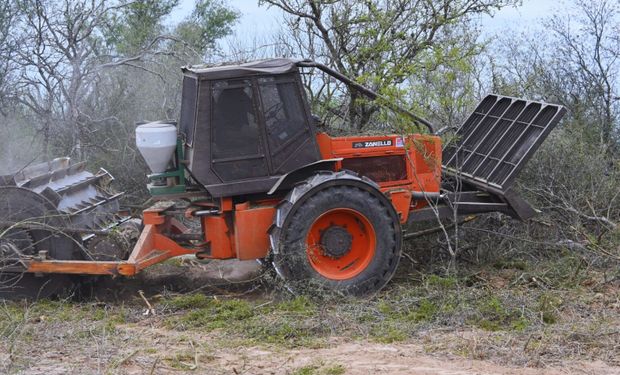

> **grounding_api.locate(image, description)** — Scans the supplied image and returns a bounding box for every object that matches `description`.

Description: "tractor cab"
[178,59,322,197]
[136,58,439,199]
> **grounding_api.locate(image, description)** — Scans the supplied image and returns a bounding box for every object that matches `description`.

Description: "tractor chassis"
[1,202,201,277]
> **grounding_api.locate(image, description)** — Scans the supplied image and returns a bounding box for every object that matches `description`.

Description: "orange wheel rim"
[305,208,376,280]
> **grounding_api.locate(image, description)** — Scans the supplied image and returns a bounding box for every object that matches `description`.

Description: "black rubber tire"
[271,172,402,297]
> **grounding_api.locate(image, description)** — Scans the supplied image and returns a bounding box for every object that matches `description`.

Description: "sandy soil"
[204,342,619,375]
[14,334,620,375]
[2,259,618,375]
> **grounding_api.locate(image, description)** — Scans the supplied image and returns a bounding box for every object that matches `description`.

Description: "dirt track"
[13,335,620,375]
[2,259,619,375]
[184,342,619,375]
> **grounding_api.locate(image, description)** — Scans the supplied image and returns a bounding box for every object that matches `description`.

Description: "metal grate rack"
[442,94,566,192]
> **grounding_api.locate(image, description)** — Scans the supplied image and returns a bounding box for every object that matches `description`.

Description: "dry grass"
[0,250,618,374]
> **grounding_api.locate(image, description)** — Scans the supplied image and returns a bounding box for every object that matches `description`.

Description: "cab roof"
[182,58,304,80]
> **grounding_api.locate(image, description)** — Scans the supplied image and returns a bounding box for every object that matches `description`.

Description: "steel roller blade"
[0,157,131,299]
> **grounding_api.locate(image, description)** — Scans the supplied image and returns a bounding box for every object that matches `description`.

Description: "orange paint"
[23,133,444,278]
[202,215,235,258]
[26,207,201,276]
[385,189,413,223]
[305,208,376,280]
[27,260,122,276]
[220,197,233,212]
[142,210,165,225]
[316,132,441,211]
[234,203,275,260]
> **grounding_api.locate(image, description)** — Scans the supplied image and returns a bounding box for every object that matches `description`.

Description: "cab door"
[210,79,269,181]
[257,74,320,174]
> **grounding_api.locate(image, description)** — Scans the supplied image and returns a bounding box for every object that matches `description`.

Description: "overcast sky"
[169,0,560,47]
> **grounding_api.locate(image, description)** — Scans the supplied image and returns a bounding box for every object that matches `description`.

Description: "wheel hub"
[320,225,353,258]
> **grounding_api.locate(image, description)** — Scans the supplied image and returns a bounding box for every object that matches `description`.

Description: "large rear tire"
[271,171,402,296]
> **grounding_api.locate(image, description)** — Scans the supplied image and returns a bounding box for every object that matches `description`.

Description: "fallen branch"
[118,349,139,367]
[138,290,156,316]
[403,215,477,240]
[149,356,159,375]
[565,205,617,229]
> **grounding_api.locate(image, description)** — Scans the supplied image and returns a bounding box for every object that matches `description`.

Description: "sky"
[169,0,560,47]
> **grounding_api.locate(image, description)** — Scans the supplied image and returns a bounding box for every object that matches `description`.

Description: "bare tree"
[11,0,126,158]
[261,0,518,130]
[0,1,18,113]
[549,0,620,153]
[483,0,620,262]
[491,0,619,154]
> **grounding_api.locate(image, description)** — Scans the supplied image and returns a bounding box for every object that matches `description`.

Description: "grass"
[164,295,323,346]
[164,351,197,370]
[424,274,458,289]
[156,266,580,348]
[166,291,443,345]
[470,295,530,332]
[0,298,139,374]
[370,323,408,343]
[291,362,346,375]
[537,292,563,324]
[153,261,613,347]
[0,252,617,372]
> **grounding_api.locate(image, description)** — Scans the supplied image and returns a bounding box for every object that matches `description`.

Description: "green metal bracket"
[147,139,187,196]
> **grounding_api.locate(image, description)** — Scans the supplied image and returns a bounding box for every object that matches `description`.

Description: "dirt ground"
[174,342,619,375]
[5,326,619,375]
[1,259,619,375]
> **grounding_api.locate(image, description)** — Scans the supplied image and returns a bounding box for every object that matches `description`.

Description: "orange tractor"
[0,59,565,298]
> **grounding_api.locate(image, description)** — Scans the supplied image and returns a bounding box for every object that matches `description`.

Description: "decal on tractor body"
[352,139,393,148]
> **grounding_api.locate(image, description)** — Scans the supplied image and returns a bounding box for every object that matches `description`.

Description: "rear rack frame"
[408,94,567,223]
[442,95,566,193]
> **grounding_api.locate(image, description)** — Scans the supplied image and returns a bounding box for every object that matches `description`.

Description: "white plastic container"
[135,122,178,173]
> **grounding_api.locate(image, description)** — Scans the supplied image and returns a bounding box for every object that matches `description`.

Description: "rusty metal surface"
[0,158,128,238]
[0,158,130,299]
